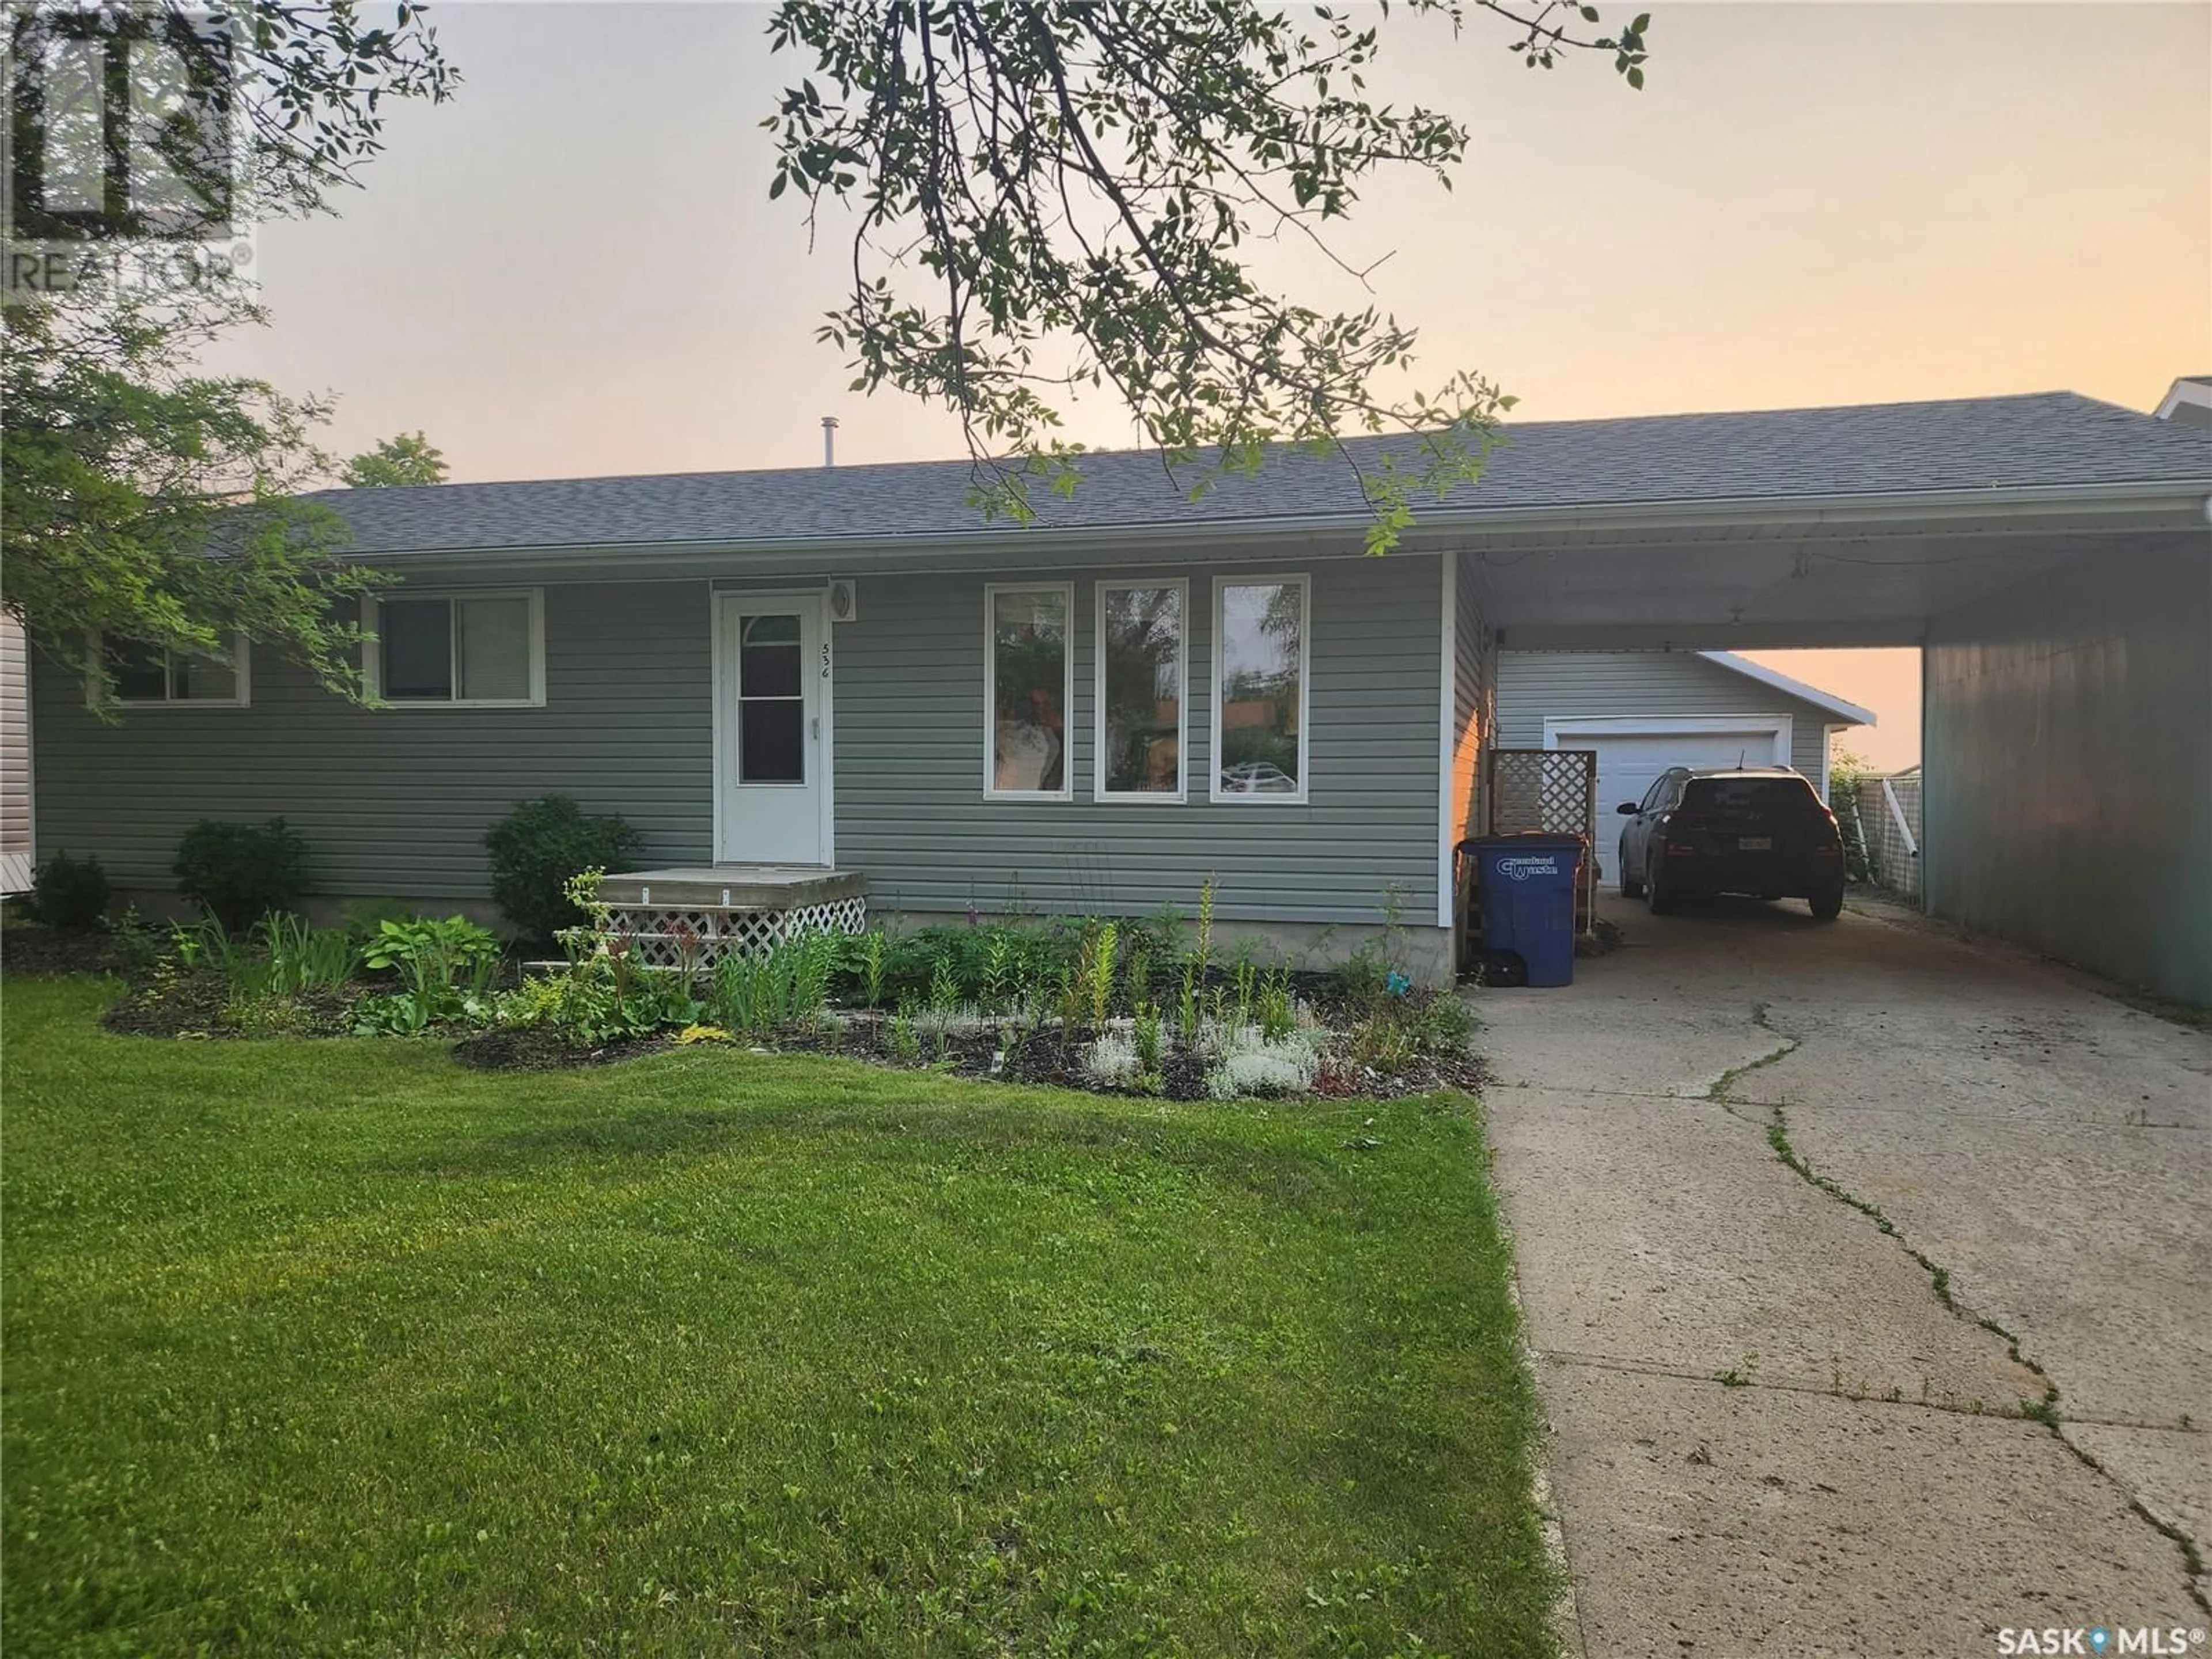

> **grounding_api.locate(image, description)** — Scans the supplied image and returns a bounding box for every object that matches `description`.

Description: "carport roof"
[312,391,2212,558]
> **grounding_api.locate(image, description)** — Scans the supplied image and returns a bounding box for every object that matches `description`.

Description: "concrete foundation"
[110,888,512,935]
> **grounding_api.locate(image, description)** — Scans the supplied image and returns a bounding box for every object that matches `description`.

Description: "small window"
[366,590,543,707]
[737,612,805,785]
[984,584,1073,799]
[1096,580,1186,800]
[1211,575,1309,802]
[91,634,249,706]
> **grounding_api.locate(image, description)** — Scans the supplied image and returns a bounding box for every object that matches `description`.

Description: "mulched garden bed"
[694,1007,1490,1101]
[2,925,136,978]
[71,931,1490,1101]
[452,1026,676,1072]
[98,965,373,1039]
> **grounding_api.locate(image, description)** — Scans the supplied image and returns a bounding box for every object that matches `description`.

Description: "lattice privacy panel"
[1484,747,1599,937]
[1486,748,1598,842]
[603,896,867,970]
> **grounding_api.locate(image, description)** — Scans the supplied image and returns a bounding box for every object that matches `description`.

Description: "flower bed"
[620,986,1483,1100]
[77,877,1482,1100]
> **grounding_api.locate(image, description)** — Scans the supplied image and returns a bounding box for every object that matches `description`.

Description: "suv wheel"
[1619,841,1645,899]
[1647,862,1677,916]
[1808,884,1844,921]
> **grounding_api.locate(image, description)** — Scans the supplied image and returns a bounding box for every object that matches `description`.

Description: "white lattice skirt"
[601,895,868,970]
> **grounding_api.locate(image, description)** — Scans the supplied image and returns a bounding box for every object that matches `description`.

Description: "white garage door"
[1549,724,1791,880]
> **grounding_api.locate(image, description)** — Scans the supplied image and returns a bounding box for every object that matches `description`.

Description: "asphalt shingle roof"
[310,392,2212,558]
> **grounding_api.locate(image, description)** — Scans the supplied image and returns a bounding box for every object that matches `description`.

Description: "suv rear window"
[1682,777,1821,815]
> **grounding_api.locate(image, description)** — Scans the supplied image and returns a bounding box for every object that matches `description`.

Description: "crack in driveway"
[1710,998,2210,1612]
[1479,900,2212,1652]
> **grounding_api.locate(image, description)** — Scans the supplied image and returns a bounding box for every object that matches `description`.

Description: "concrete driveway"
[1478,893,2210,1658]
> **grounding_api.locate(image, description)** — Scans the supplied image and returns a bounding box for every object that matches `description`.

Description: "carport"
[1423,392,2211,1003]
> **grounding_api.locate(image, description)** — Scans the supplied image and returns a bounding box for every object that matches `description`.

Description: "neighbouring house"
[21,391,2212,994]
[2153,376,2211,427]
[1495,649,1874,881]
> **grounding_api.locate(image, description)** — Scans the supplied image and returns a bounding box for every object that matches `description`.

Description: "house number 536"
[821,643,831,677]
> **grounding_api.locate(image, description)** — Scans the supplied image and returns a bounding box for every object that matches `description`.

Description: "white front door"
[717,592,829,865]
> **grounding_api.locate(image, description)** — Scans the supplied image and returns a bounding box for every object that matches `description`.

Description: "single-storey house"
[23,392,2212,992]
[1495,649,1874,880]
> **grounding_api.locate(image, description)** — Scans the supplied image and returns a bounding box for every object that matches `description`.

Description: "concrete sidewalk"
[1478,894,2210,1658]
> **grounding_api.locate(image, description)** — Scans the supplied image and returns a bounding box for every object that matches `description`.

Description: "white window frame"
[1094,577,1188,804]
[85,630,252,709]
[363,589,546,709]
[1209,572,1312,805]
[982,581,1075,802]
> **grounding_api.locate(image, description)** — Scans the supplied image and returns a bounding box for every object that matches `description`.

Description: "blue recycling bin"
[1473,834,1584,988]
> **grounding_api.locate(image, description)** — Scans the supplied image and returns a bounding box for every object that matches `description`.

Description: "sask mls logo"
[1493,856,1563,882]
[3,3,246,288]
[1998,1627,2206,1655]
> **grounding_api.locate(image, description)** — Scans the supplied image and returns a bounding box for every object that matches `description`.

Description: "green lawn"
[2,977,1552,1657]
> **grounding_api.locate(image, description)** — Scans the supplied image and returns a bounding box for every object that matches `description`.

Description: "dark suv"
[1616,767,1846,919]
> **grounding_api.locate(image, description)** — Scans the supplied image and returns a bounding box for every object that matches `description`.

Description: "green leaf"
[751,0,1603,554]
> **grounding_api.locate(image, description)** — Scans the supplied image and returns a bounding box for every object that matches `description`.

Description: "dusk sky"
[209,2,2212,769]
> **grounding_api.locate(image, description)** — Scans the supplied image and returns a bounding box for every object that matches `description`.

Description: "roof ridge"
[310,391,2122,498]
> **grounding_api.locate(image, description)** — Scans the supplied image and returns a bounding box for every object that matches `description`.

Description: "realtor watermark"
[2,3,254,294]
[1997,1627,2206,1656]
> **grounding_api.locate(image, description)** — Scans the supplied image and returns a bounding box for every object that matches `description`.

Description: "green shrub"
[340,897,420,942]
[483,797,642,947]
[832,922,1071,1010]
[26,851,111,929]
[1331,937,1393,1012]
[354,915,505,1036]
[359,915,502,981]
[255,912,357,995]
[173,819,312,932]
[709,933,835,1039]
[1406,986,1475,1052]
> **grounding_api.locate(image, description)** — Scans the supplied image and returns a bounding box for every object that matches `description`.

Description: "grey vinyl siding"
[1,613,31,890]
[29,581,714,897]
[834,555,1444,927]
[1496,651,1836,781]
[31,556,1445,926]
